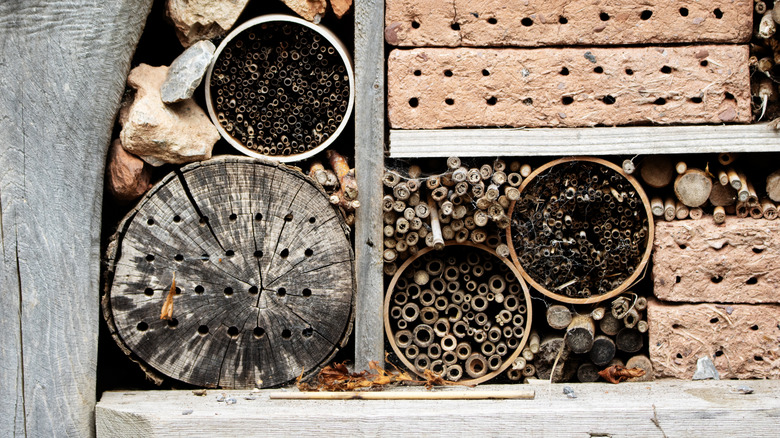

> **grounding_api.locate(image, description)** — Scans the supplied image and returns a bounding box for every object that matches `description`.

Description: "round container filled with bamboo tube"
[384,242,533,384]
[205,14,354,162]
[506,157,653,304]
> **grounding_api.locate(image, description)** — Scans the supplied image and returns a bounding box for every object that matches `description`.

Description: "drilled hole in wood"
[195,285,204,294]
[253,327,265,338]
[753,247,765,254]
[679,8,689,16]
[227,326,239,338]
[414,69,421,76]
[173,215,181,223]
[308,216,316,223]
[175,287,181,294]
[248,286,258,295]
[559,16,568,24]
[280,248,289,258]
[625,68,634,75]
[174,254,184,262]
[746,277,758,285]
[486,96,497,105]
[254,213,263,221]
[690,96,703,103]
[304,248,314,257]
[146,254,155,262]
[600,12,610,21]
[593,66,603,74]
[409,97,419,108]
[225,249,235,257]
[713,8,723,19]
[224,287,234,296]
[201,253,209,262]
[451,22,460,31]
[523,97,533,105]
[282,329,292,339]
[302,327,313,337]
[711,275,723,283]
[254,250,263,258]
[144,288,154,296]
[602,95,616,105]
[487,17,497,25]
[198,325,209,335]
[560,67,570,76]
[147,218,155,226]
[302,288,312,297]
[277,287,286,297]
[750,324,759,331]
[445,98,455,105]
[137,321,148,331]
[562,96,574,105]
[167,318,179,329]
[411,20,420,29]
[660,65,672,74]
[710,317,719,324]
[284,213,293,222]
[653,97,667,105]
[640,10,653,20]
[521,17,533,26]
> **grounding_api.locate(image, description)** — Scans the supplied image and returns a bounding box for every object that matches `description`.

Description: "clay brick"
[385,0,752,47]
[388,46,750,129]
[648,300,780,379]
[653,218,780,304]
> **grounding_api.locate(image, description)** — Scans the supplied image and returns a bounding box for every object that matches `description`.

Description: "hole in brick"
[229,213,237,221]
[522,97,534,106]
[675,276,681,283]
[746,277,758,285]
[602,95,616,105]
[254,250,263,258]
[167,318,178,328]
[640,10,653,20]
[174,254,184,262]
[679,8,689,16]
[600,12,610,21]
[754,355,764,361]
[700,60,709,67]
[713,8,723,19]
[444,69,453,77]
[750,324,759,331]
[303,288,312,297]
[253,327,265,338]
[559,16,568,24]
[173,215,181,223]
[653,97,667,105]
[678,244,686,249]
[147,218,155,226]
[411,21,420,29]
[482,69,490,76]
[560,67,570,76]
[225,249,234,257]
[486,96,497,105]
[277,287,287,297]
[753,247,765,254]
[195,285,204,294]
[725,92,735,101]
[144,288,154,296]
[710,317,719,324]
[690,96,703,104]
[255,213,263,221]
[521,18,533,26]
[198,325,209,335]
[305,248,314,257]
[593,66,604,74]
[224,287,234,296]
[302,327,313,337]
[137,321,148,331]
[409,97,419,108]
[248,286,258,295]
[675,353,683,358]
[562,96,574,105]
[445,98,455,105]
[715,350,723,357]
[672,324,682,330]
[227,326,239,338]
[413,69,421,76]
[625,68,634,75]
[280,248,289,258]
[487,17,497,25]
[660,66,672,74]
[146,254,155,262]
[282,329,292,339]
[711,275,723,283]
[451,22,460,31]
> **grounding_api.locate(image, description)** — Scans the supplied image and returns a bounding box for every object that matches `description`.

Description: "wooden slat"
[96,381,780,437]
[354,0,386,369]
[0,1,152,437]
[389,125,780,157]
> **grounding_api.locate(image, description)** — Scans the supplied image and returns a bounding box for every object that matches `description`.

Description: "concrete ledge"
[97,381,780,437]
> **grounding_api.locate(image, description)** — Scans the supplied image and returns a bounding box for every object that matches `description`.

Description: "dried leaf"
[160,272,176,320]
[598,365,646,384]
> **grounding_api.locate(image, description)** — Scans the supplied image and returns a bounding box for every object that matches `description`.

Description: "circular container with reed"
[506,157,653,304]
[205,14,354,162]
[384,242,532,384]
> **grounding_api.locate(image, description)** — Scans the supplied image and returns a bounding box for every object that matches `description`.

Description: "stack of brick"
[650,218,780,379]
[385,0,753,129]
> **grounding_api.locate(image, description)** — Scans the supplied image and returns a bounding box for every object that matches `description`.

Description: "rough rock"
[166,0,250,47]
[648,300,780,379]
[120,64,220,166]
[692,356,720,380]
[385,0,752,47]
[161,40,216,103]
[330,0,352,18]
[106,139,153,202]
[387,45,750,129]
[280,0,327,22]
[653,218,780,303]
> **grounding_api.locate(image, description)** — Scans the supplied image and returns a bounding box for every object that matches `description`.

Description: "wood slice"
[767,170,780,202]
[103,156,354,388]
[674,169,713,208]
[640,156,675,189]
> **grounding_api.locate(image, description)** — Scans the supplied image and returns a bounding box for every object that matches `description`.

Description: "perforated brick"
[385,0,752,47]
[388,46,750,129]
[653,218,780,304]
[648,300,780,379]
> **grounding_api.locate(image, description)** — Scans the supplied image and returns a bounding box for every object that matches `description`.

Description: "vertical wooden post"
[354,0,386,369]
[0,2,151,436]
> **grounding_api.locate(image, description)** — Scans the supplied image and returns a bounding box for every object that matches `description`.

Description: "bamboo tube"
[427,196,445,250]
[746,180,759,205]
[591,307,606,321]
[270,390,536,400]
[650,197,664,217]
[599,313,621,336]
[718,153,738,166]
[565,314,595,354]
[621,159,635,175]
[717,169,729,186]
[762,198,777,220]
[636,320,648,334]
[546,304,573,330]
[736,201,749,218]
[623,308,639,329]
[713,206,726,224]
[675,201,689,220]
[689,207,703,220]
[519,164,532,178]
[589,335,616,366]
[447,156,461,170]
[750,204,764,219]
[663,197,676,221]
[737,172,749,202]
[528,331,540,354]
[727,168,741,190]
[675,161,687,174]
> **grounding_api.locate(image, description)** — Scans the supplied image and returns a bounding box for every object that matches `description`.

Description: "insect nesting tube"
[506,157,653,304]
[205,15,354,162]
[384,243,533,384]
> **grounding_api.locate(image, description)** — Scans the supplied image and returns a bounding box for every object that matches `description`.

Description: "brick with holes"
[653,218,780,304]
[648,299,780,379]
[387,45,750,129]
[385,0,752,47]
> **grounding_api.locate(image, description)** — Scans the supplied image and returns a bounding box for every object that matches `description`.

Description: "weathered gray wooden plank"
[0,1,152,437]
[389,124,780,157]
[354,0,386,369]
[96,381,780,437]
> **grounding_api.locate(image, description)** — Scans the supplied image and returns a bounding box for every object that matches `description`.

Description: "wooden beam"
[354,0,386,369]
[96,381,780,436]
[389,124,780,157]
[0,1,152,436]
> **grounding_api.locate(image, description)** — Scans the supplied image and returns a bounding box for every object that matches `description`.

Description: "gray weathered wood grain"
[389,124,780,157]
[0,1,152,436]
[96,380,780,437]
[354,0,386,369]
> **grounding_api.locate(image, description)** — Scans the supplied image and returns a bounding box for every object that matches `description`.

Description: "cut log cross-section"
[103,156,355,388]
